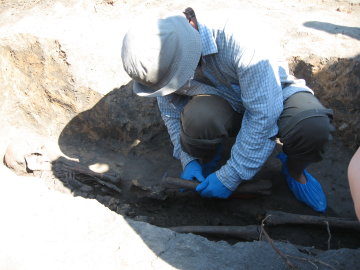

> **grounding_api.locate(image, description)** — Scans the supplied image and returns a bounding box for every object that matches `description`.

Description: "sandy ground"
[0,0,360,267]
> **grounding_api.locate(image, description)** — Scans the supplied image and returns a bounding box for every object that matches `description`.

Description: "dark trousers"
[180,92,334,162]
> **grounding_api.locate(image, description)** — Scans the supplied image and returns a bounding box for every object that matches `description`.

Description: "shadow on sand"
[304,21,360,40]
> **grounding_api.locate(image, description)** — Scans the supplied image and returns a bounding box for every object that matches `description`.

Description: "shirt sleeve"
[217,44,284,191]
[157,94,196,168]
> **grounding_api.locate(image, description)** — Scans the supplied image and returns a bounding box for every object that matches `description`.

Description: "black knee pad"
[278,92,334,162]
[283,115,334,162]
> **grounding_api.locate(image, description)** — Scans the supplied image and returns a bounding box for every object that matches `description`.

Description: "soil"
[1,0,360,256]
[45,82,357,251]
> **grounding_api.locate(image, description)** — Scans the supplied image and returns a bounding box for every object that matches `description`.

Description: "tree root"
[265,210,360,231]
[260,215,337,270]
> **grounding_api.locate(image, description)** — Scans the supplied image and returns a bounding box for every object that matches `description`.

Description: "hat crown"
[122,18,179,90]
[121,15,201,97]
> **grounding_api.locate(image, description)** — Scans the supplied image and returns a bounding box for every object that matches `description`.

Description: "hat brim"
[133,16,202,97]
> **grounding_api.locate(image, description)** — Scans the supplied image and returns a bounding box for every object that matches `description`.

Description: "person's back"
[121,8,334,212]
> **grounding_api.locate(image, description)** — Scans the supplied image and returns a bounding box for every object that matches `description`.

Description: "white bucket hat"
[121,15,202,97]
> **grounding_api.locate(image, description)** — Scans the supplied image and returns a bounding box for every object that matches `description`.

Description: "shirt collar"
[198,22,218,56]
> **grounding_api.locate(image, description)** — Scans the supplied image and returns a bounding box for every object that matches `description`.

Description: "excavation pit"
[4,75,359,251]
[1,2,360,267]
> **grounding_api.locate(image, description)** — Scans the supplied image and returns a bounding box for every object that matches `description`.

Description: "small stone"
[3,141,29,174]
[338,123,348,131]
[117,203,131,215]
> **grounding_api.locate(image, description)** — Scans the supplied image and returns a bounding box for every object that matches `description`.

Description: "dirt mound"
[0,34,101,151]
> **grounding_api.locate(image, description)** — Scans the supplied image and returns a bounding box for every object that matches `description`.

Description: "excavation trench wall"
[1,0,360,255]
[58,55,360,151]
[1,34,359,154]
[1,0,359,153]
[289,55,360,149]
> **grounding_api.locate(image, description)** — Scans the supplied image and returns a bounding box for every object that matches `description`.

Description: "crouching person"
[121,8,334,212]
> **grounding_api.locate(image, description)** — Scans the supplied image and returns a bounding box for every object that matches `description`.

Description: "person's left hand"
[180,160,205,182]
[196,172,232,198]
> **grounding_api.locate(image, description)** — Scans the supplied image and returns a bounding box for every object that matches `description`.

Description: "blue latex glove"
[180,160,205,182]
[277,152,327,213]
[196,172,232,198]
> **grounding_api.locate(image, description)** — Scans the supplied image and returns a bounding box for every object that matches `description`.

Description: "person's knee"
[180,95,236,158]
[300,116,332,146]
[283,116,333,162]
[181,95,234,139]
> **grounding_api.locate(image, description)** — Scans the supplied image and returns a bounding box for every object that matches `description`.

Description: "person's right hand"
[196,172,232,199]
[180,160,205,182]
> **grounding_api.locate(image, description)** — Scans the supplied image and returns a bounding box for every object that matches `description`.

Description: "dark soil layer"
[51,135,360,250]
[49,83,359,251]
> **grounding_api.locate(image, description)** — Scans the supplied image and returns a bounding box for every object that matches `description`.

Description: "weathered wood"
[55,158,119,182]
[265,210,360,231]
[170,225,260,241]
[163,176,272,196]
[54,157,122,193]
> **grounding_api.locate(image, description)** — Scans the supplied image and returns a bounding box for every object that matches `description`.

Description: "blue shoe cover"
[277,152,327,212]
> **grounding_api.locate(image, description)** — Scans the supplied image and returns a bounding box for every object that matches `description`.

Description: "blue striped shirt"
[157,16,312,191]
